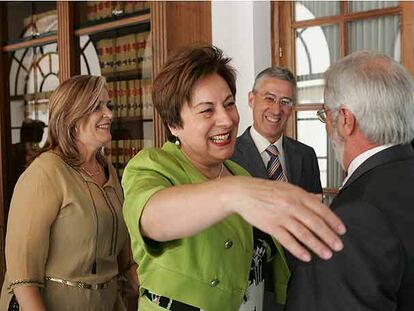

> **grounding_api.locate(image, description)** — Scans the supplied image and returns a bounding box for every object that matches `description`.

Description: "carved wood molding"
[2,35,58,52]
[151,2,168,147]
[57,1,76,82]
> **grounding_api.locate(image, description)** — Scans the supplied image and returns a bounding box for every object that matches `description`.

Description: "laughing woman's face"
[169,73,239,169]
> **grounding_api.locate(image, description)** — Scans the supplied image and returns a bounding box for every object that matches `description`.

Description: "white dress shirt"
[341,144,395,187]
[249,126,287,174]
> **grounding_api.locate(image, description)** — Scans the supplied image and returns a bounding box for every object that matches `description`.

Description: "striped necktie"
[265,145,287,181]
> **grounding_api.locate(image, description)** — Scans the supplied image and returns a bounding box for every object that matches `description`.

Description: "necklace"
[81,163,102,177]
[216,163,224,179]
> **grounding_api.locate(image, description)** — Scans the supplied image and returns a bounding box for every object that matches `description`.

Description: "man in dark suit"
[231,68,322,310]
[285,51,414,311]
[231,67,322,194]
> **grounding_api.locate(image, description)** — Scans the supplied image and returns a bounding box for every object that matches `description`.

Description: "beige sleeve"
[5,161,62,292]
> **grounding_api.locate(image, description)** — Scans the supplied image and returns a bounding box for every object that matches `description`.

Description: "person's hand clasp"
[229,176,346,262]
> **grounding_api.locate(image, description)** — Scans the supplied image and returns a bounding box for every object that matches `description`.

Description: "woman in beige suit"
[0,75,137,310]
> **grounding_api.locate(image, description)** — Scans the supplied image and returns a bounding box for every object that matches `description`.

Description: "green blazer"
[122,142,290,310]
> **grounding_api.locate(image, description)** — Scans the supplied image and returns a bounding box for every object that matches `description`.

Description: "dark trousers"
[263,291,284,311]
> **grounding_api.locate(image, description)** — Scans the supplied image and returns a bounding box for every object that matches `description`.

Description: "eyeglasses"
[254,91,294,107]
[316,108,327,123]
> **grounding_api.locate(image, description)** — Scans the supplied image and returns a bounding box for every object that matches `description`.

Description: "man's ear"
[339,107,356,136]
[248,91,255,109]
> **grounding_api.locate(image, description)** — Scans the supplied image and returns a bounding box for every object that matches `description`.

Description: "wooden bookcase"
[0,0,211,300]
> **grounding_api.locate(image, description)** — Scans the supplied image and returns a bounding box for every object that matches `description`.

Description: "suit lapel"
[236,128,268,178]
[283,137,302,183]
[339,144,414,194]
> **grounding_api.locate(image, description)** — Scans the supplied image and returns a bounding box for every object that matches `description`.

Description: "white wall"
[212,1,271,135]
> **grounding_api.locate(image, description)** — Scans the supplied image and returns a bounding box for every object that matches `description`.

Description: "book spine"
[135,79,142,118]
[119,80,128,117]
[142,31,152,79]
[127,80,136,117]
[107,82,116,116]
[87,1,96,21]
[124,1,134,14]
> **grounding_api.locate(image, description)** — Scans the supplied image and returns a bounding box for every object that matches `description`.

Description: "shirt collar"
[250,125,283,153]
[342,143,395,186]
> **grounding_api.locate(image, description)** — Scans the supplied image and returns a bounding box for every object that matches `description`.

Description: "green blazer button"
[224,240,233,249]
[210,278,220,287]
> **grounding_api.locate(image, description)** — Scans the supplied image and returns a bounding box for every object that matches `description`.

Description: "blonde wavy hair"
[41,75,107,167]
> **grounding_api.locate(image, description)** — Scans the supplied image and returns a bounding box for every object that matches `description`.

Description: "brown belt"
[45,276,117,290]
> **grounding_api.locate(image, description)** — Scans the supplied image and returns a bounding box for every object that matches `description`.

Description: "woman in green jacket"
[122,46,346,311]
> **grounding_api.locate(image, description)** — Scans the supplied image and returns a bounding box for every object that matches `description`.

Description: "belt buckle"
[46,276,113,290]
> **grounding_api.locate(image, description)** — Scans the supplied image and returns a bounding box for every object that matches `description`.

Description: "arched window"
[9,12,59,147]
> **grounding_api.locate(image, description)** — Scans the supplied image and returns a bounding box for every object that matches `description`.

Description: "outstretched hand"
[230,176,346,262]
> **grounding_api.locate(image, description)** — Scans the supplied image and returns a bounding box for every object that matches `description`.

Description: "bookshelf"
[0,0,211,301]
[76,12,154,178]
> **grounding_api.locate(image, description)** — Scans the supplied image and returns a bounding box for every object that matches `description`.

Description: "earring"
[175,137,180,146]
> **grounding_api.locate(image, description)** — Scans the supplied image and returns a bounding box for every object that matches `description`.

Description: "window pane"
[327,140,344,189]
[297,110,327,187]
[11,129,20,145]
[8,44,57,149]
[348,1,399,13]
[318,158,327,190]
[296,110,344,189]
[347,15,400,61]
[295,1,339,22]
[295,24,339,104]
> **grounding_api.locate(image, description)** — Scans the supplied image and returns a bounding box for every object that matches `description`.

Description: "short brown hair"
[42,75,107,167]
[152,45,236,141]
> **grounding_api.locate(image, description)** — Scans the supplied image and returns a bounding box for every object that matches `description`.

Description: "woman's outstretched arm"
[140,176,345,262]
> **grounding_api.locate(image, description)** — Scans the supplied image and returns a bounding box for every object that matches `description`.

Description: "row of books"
[21,77,153,122]
[109,139,153,177]
[107,79,153,119]
[87,1,150,22]
[96,32,152,75]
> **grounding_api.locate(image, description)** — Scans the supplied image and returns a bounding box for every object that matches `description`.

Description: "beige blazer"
[0,151,128,310]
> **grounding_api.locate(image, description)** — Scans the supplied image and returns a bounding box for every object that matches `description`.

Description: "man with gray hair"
[231,67,322,193]
[231,67,322,310]
[285,50,414,310]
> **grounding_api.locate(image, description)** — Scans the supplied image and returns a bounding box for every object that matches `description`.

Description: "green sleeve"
[122,148,184,258]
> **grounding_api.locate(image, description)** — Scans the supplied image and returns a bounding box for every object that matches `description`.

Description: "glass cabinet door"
[5,1,57,44]
[76,7,153,180]
[8,42,59,188]
[4,1,59,194]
